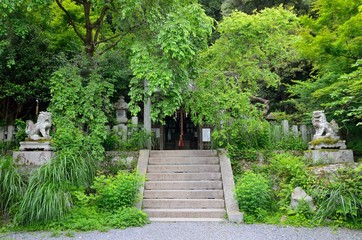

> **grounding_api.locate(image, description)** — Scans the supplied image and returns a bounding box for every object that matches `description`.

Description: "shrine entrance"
[163,111,199,150]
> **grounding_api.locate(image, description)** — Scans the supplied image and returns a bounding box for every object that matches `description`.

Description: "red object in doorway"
[178,111,184,147]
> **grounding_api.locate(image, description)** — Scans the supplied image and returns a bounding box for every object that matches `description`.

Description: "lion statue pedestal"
[13,112,54,166]
[304,110,353,164]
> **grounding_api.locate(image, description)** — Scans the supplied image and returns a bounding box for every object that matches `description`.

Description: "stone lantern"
[113,96,129,139]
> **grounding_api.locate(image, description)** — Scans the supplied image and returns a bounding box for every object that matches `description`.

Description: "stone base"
[19,141,54,151]
[304,149,354,165]
[13,151,54,165]
[308,140,346,150]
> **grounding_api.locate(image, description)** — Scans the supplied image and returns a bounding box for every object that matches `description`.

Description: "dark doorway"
[164,111,198,150]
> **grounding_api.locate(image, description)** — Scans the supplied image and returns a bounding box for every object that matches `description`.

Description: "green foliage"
[103,127,154,151]
[15,151,97,224]
[49,60,113,159]
[282,199,317,227]
[289,0,362,125]
[313,167,362,225]
[0,142,15,156]
[128,1,213,121]
[235,171,272,218]
[268,124,308,150]
[100,158,136,176]
[268,153,315,210]
[0,156,25,214]
[187,7,300,156]
[221,0,312,15]
[92,171,144,211]
[46,206,149,231]
[0,2,61,124]
[14,119,26,146]
[39,171,148,231]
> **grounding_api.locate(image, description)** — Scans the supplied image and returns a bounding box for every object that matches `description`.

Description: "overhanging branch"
[55,0,85,43]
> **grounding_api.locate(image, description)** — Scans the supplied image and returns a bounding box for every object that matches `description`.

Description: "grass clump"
[0,156,26,214]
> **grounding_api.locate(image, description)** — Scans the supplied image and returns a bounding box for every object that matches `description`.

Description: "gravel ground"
[1,222,361,240]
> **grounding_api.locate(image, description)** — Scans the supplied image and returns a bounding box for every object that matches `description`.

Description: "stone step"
[147,165,220,173]
[144,190,224,199]
[145,181,223,190]
[144,208,226,218]
[147,173,221,181]
[148,157,219,165]
[143,199,225,209]
[150,150,217,157]
[149,217,226,222]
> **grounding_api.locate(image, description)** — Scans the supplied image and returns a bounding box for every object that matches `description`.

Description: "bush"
[92,171,144,211]
[268,153,315,210]
[269,153,313,189]
[103,127,154,151]
[235,171,271,219]
[313,167,362,225]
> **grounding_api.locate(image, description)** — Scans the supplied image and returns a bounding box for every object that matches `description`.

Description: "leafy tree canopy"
[127,1,213,122]
[186,7,300,133]
[221,0,312,15]
[0,2,61,123]
[288,0,362,125]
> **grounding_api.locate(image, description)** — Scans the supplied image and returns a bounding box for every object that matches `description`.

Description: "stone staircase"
[142,150,226,221]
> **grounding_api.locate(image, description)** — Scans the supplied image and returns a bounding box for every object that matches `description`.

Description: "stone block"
[13,151,54,165]
[131,116,138,126]
[300,125,308,143]
[19,141,54,151]
[6,125,15,141]
[281,120,289,135]
[309,140,346,150]
[304,149,354,165]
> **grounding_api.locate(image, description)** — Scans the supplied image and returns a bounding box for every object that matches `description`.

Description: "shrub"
[268,153,315,210]
[313,167,362,225]
[92,171,144,211]
[235,171,271,218]
[269,153,313,189]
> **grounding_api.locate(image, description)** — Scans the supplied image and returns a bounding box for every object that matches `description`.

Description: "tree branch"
[55,0,85,43]
[250,96,270,115]
[95,34,122,45]
[93,5,109,43]
[98,38,122,56]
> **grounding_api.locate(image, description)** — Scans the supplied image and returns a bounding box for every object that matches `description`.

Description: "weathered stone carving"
[312,110,339,140]
[25,111,52,140]
[309,110,347,150]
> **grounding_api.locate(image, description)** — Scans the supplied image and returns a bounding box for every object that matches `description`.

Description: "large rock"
[290,187,315,210]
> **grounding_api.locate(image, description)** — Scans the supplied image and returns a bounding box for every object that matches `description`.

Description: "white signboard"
[202,128,211,142]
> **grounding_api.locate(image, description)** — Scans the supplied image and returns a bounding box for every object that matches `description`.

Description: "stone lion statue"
[25,111,52,140]
[312,110,339,140]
